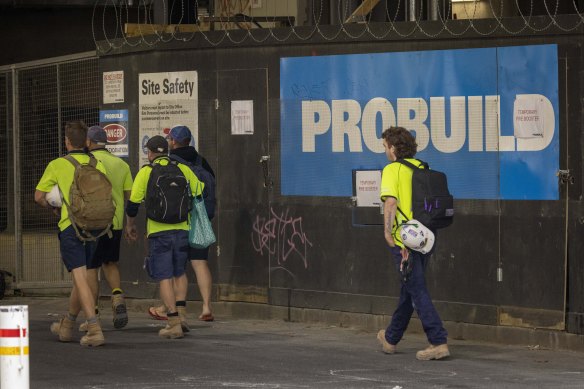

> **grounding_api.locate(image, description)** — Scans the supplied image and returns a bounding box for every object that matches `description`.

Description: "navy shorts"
[145,230,189,281]
[58,225,101,271]
[189,246,209,260]
[93,230,122,264]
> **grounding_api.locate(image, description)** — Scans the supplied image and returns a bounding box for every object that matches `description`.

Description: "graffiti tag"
[252,207,313,269]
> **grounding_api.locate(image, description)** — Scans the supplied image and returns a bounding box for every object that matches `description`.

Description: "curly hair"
[65,120,88,149]
[381,126,417,159]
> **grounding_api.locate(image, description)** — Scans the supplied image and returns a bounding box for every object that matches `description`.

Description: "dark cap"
[145,135,168,154]
[88,126,108,145]
[168,125,192,143]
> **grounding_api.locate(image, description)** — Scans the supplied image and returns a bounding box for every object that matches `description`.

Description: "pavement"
[2,296,584,388]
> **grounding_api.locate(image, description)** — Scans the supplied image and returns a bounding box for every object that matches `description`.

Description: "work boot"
[50,317,75,342]
[416,344,450,360]
[376,330,396,354]
[177,306,190,333]
[112,294,128,329]
[158,315,184,339]
[80,322,105,347]
[79,321,88,332]
[79,314,100,332]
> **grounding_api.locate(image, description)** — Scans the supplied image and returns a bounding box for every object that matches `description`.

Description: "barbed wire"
[93,0,584,53]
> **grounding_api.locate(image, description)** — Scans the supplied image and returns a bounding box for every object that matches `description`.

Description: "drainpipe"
[409,0,417,21]
[428,0,439,20]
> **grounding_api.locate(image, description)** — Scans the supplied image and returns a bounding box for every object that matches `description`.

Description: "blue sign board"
[99,109,129,157]
[280,45,559,200]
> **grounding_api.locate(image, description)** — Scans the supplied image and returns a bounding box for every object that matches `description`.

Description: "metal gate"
[0,52,99,289]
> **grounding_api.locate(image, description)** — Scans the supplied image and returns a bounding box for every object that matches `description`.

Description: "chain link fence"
[0,53,99,289]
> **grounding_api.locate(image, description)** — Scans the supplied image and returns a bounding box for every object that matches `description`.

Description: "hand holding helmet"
[398,220,435,254]
[46,185,63,208]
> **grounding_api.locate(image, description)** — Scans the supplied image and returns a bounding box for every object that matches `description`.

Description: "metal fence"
[0,52,99,289]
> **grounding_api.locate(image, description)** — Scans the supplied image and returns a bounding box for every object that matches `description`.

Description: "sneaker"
[158,315,184,339]
[50,317,75,342]
[112,294,128,329]
[80,322,105,347]
[416,344,450,360]
[177,306,190,333]
[376,330,396,354]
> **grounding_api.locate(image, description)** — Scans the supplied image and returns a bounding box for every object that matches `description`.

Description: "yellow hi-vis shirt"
[380,158,425,248]
[129,157,204,236]
[36,152,108,232]
[91,149,133,230]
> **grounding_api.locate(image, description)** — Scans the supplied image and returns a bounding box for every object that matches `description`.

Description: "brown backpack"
[63,154,115,242]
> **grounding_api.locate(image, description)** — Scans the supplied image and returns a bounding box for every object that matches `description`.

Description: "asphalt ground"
[4,296,584,389]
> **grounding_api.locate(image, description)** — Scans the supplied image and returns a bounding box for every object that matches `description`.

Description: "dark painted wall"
[99,17,584,334]
[0,7,141,66]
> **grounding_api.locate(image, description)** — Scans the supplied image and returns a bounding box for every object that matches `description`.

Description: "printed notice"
[355,170,382,207]
[138,71,198,165]
[231,100,254,135]
[514,95,545,138]
[103,71,124,104]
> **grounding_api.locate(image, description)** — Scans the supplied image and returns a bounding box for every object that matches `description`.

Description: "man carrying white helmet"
[377,126,450,361]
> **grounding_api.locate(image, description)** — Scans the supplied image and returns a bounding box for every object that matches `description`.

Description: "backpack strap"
[395,158,429,170]
[393,158,426,225]
[64,155,81,168]
[69,222,113,243]
[170,154,191,167]
[88,154,98,168]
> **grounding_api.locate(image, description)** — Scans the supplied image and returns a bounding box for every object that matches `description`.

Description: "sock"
[87,316,98,324]
[176,300,186,307]
[112,288,123,295]
[167,311,179,317]
[66,313,78,322]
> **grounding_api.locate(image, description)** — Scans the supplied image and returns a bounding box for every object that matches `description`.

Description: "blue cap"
[168,125,192,143]
[88,126,108,145]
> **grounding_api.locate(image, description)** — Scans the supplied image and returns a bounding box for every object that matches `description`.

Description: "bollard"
[0,306,29,389]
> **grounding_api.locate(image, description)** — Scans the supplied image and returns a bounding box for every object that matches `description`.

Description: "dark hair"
[176,137,191,147]
[381,126,417,159]
[65,120,88,149]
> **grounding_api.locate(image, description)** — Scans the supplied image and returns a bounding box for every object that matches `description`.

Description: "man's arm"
[34,190,50,208]
[124,168,145,242]
[35,190,60,216]
[124,201,139,241]
[384,196,397,247]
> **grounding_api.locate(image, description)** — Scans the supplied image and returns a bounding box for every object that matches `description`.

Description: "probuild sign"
[280,45,559,200]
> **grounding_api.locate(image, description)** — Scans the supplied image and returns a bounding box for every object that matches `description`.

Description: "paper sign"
[514,95,545,138]
[231,100,254,135]
[355,170,382,207]
[103,71,124,104]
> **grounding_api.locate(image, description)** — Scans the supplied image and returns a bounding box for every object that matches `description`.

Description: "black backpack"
[145,160,191,224]
[170,154,216,220]
[395,159,454,230]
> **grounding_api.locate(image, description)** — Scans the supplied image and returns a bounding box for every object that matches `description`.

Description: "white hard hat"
[46,185,62,208]
[398,220,435,254]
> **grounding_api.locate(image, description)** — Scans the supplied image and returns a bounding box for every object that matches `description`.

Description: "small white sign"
[231,100,254,135]
[514,95,545,138]
[355,170,382,207]
[103,71,124,104]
